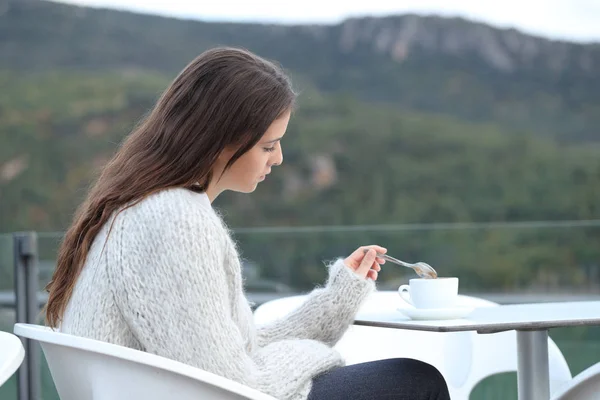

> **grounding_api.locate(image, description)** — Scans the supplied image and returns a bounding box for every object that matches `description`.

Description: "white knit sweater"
[60,188,375,400]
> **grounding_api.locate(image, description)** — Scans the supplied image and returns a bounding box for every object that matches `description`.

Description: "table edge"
[353,318,600,333]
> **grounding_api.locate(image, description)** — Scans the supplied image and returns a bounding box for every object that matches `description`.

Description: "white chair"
[254,292,573,400]
[13,323,277,400]
[551,362,600,400]
[0,330,25,387]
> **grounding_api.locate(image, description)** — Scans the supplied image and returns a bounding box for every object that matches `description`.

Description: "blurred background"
[1,0,599,398]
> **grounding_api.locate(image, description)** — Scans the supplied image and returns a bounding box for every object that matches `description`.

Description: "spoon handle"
[363,249,413,269]
[376,253,413,269]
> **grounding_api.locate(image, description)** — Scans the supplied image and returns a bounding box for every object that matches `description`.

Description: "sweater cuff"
[325,258,375,300]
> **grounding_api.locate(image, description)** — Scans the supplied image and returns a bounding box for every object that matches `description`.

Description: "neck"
[205,184,222,203]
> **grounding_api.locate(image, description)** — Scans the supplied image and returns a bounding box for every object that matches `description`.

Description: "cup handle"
[398,284,413,306]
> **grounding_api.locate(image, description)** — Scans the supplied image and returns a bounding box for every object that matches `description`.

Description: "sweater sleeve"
[256,259,375,348]
[107,200,343,400]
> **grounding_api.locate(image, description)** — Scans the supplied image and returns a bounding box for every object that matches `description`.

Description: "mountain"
[1,0,599,141]
[0,0,599,291]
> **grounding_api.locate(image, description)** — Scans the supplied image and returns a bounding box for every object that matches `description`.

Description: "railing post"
[14,232,41,400]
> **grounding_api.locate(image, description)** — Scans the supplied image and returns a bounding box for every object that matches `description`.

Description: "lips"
[259,171,271,181]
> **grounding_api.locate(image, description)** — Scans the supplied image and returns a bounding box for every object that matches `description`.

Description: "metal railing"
[4,222,600,400]
[13,232,41,400]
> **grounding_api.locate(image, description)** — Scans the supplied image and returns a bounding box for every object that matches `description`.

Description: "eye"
[263,146,276,153]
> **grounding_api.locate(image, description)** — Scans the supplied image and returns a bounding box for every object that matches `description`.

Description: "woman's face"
[211,110,290,196]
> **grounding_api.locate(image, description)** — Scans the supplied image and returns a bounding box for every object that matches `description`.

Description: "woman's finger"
[367,269,378,281]
[357,249,377,278]
[344,245,387,273]
[361,245,387,255]
[344,248,364,269]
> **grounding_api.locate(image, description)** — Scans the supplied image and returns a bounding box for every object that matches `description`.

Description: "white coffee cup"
[398,277,459,309]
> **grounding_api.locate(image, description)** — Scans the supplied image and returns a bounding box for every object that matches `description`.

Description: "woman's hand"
[344,245,387,281]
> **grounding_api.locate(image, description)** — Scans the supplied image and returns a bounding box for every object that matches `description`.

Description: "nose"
[271,145,283,167]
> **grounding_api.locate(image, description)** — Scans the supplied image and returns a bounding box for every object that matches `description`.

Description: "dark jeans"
[308,358,451,400]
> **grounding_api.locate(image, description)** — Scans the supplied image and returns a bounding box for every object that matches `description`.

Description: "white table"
[354,301,600,400]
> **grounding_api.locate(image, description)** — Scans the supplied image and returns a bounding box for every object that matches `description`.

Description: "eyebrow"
[263,137,283,144]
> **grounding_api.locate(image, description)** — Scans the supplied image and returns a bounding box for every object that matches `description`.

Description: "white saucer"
[397,306,474,321]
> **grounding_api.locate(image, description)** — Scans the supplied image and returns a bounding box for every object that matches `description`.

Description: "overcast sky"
[50,0,600,43]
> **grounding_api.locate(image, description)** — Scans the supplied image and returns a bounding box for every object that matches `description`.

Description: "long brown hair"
[44,47,296,327]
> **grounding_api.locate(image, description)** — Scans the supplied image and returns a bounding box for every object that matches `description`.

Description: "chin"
[233,184,258,194]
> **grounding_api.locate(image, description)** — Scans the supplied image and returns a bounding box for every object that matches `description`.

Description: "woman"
[45,47,450,400]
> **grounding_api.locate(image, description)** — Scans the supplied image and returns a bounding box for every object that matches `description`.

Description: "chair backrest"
[254,292,573,400]
[551,361,600,400]
[13,324,277,400]
[0,331,25,387]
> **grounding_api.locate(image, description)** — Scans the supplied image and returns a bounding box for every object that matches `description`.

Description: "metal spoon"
[365,250,438,279]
